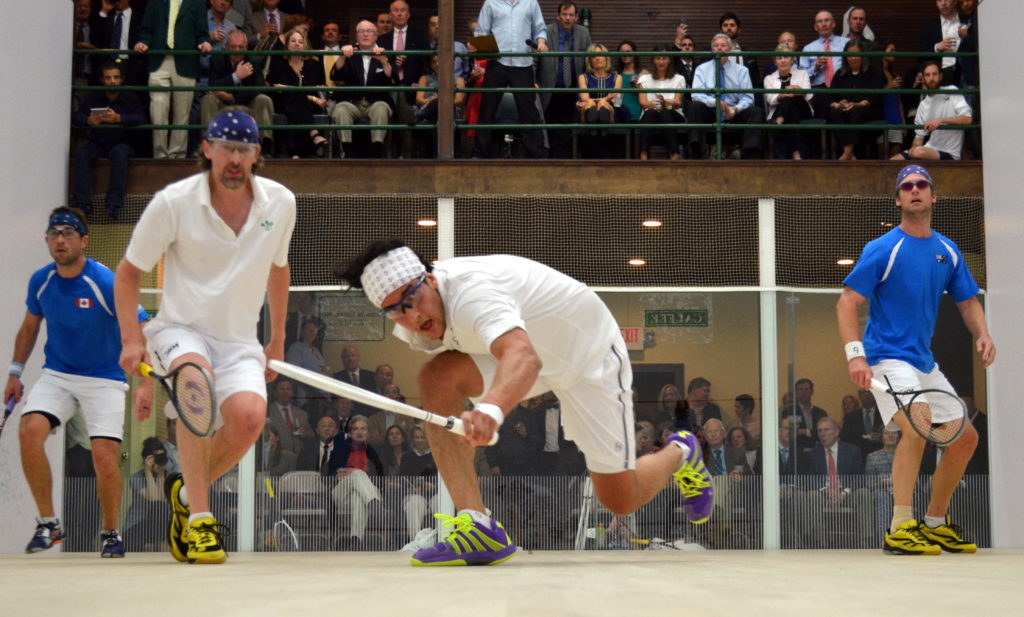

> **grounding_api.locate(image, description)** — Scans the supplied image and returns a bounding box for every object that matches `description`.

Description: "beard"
[219,166,248,190]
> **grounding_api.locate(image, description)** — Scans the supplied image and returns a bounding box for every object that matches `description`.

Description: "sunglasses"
[380,273,427,320]
[899,179,931,192]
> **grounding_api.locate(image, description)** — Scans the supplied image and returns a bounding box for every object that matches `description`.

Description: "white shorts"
[145,323,267,430]
[21,369,128,440]
[871,359,964,426]
[469,339,636,475]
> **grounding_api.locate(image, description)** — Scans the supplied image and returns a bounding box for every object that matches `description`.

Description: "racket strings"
[172,365,216,435]
[905,393,967,446]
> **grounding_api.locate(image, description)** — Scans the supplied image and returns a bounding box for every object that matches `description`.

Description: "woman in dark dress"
[266,28,329,158]
[827,40,886,160]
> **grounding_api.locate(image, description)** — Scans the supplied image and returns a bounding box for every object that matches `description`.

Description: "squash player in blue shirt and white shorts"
[4,207,148,557]
[837,164,996,555]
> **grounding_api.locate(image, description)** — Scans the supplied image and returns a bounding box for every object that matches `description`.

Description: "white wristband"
[844,341,866,362]
[9,361,25,377]
[474,403,505,427]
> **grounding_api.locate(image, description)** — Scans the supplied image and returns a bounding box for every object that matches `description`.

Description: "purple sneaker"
[666,431,715,524]
[410,513,517,567]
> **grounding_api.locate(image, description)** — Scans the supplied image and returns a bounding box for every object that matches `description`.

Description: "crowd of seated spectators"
[67,0,982,180]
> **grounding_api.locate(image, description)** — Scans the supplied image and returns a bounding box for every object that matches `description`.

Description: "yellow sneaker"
[883,519,941,555]
[186,516,227,564]
[164,472,190,563]
[919,515,978,553]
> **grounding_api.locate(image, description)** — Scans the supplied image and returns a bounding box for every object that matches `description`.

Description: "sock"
[178,485,189,507]
[891,505,914,532]
[668,439,692,463]
[188,512,213,524]
[924,515,946,529]
[100,529,119,536]
[39,516,60,526]
[458,509,492,526]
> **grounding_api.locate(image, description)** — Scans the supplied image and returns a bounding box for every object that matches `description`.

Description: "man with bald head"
[799,10,849,119]
[378,0,432,157]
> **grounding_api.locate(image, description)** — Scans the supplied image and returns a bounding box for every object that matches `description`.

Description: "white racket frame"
[268,359,498,445]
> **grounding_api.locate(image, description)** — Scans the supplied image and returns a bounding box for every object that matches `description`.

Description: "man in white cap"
[115,107,296,564]
[339,240,714,566]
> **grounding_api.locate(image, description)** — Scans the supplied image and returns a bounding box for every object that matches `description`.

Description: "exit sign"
[645,310,708,327]
[620,326,644,350]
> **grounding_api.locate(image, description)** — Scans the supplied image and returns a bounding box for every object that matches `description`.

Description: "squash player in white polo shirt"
[339,240,715,566]
[114,108,296,564]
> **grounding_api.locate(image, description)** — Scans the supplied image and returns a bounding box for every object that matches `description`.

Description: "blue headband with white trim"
[48,211,86,236]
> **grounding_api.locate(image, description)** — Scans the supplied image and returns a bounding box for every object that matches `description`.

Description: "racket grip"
[447,416,500,445]
[869,378,890,394]
[139,362,154,377]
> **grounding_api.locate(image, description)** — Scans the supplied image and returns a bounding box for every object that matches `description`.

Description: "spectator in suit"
[267,378,314,454]
[333,346,378,392]
[319,21,343,115]
[200,30,275,152]
[759,415,813,547]
[242,0,288,48]
[98,0,147,87]
[704,418,750,476]
[325,396,355,437]
[669,19,696,80]
[72,0,105,88]
[267,28,329,158]
[791,377,828,450]
[686,377,722,429]
[327,415,384,548]
[920,0,970,87]
[72,62,145,221]
[134,0,212,159]
[851,389,884,458]
[329,20,395,159]
[203,0,239,77]
[378,0,432,157]
[259,425,297,475]
[537,2,592,159]
[297,415,338,473]
[367,384,416,450]
[284,291,324,351]
[805,416,873,546]
[285,318,331,415]
[687,33,764,160]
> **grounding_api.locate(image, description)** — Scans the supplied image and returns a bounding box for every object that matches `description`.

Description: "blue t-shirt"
[25,258,149,381]
[843,227,979,372]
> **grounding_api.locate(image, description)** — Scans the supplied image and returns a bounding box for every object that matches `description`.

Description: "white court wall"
[979,3,1024,548]
[0,3,73,552]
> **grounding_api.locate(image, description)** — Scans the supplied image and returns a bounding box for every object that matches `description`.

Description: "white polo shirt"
[915,86,972,160]
[125,172,296,345]
[393,255,621,389]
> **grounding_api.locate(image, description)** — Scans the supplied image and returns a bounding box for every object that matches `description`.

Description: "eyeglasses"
[211,140,259,156]
[356,28,377,34]
[46,227,79,240]
[899,179,931,192]
[380,274,427,320]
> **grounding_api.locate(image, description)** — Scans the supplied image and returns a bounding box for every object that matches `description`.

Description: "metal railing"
[72,47,979,159]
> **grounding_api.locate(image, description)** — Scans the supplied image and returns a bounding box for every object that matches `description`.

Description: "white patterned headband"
[360,246,425,308]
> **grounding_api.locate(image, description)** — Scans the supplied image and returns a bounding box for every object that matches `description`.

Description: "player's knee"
[417,356,468,398]
[18,413,51,447]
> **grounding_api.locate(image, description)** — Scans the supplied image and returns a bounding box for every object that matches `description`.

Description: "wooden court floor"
[2,549,1021,617]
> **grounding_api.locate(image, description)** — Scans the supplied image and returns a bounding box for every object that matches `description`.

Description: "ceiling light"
[628,258,646,266]
[417,219,437,227]
[836,258,855,266]
[642,220,662,228]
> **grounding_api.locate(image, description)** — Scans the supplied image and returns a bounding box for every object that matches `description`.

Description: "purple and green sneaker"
[666,431,715,524]
[411,513,517,567]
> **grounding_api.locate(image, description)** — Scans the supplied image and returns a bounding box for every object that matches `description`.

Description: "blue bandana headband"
[48,211,86,236]
[896,164,934,190]
[207,110,259,145]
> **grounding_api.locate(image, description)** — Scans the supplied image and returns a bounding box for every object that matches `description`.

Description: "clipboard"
[468,34,499,52]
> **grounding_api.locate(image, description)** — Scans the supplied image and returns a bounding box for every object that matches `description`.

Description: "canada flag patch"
[77,298,93,309]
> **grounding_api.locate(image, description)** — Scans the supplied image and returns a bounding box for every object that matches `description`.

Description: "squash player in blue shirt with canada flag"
[4,207,148,557]
[837,164,996,556]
